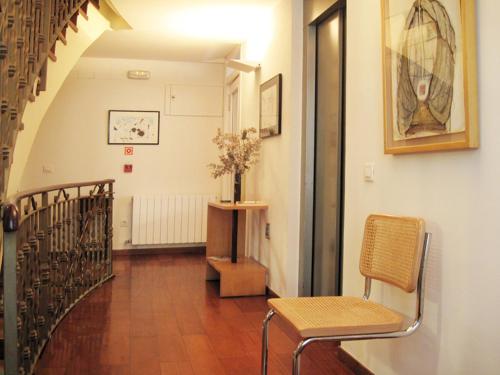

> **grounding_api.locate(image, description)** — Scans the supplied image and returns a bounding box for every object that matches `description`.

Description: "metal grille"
[0,0,96,204]
[2,179,114,375]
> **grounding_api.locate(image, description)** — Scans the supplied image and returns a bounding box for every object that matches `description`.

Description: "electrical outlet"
[265,223,271,239]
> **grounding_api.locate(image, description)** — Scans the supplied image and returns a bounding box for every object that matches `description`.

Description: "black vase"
[233,173,241,203]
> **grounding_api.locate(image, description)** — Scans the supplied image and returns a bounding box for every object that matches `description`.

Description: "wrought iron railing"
[2,179,114,375]
[0,0,99,204]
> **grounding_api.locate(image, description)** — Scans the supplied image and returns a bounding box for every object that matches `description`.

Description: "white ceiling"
[84,0,278,62]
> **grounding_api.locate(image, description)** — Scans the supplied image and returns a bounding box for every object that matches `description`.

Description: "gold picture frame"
[381,0,478,154]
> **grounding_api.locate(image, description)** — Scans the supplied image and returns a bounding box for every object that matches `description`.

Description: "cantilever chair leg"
[292,343,302,375]
[262,309,276,375]
[292,355,299,375]
[292,339,314,375]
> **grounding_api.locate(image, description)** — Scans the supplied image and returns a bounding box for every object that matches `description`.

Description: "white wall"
[21,57,224,250]
[343,1,500,374]
[239,0,303,297]
[7,4,109,196]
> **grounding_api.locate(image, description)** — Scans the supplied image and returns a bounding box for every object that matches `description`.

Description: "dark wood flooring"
[36,254,356,375]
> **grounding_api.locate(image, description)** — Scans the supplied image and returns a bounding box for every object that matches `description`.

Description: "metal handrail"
[2,179,115,375]
[7,179,115,205]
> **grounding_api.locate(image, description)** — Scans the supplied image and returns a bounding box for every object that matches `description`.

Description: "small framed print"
[108,110,160,145]
[259,74,282,138]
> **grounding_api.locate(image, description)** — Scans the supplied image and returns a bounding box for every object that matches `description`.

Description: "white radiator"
[132,195,217,245]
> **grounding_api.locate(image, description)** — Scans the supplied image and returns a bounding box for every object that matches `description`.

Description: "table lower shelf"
[206,256,267,297]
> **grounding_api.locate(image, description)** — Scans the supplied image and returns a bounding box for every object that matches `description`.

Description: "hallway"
[36,254,355,375]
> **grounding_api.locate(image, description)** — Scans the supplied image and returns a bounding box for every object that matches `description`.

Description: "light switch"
[364,163,375,182]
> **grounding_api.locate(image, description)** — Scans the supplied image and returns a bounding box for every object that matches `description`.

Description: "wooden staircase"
[0,0,100,206]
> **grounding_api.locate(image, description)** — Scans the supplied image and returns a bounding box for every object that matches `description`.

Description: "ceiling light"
[165,5,273,43]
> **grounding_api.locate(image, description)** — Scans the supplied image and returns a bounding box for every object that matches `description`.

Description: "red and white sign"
[124,146,134,156]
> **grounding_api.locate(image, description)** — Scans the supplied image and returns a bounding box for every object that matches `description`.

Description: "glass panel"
[313,11,342,296]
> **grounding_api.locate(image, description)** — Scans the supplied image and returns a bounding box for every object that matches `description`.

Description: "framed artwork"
[381,0,478,154]
[259,74,282,138]
[108,110,160,145]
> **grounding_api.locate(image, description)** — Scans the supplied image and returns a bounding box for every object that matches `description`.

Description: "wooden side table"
[206,201,268,297]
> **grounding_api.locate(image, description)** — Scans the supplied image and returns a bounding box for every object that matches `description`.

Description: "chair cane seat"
[268,296,404,338]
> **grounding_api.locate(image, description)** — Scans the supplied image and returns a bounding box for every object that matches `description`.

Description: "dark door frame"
[299,0,346,297]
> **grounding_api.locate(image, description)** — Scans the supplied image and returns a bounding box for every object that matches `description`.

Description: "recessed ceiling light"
[165,5,272,43]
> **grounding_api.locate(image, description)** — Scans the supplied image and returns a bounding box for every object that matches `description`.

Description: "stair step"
[57,31,67,46]
[78,8,89,21]
[48,50,57,62]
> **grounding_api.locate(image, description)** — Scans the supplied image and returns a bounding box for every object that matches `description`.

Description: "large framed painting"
[108,110,160,145]
[381,0,478,154]
[259,74,282,138]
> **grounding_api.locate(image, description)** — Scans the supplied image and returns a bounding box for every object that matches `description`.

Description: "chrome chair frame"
[261,232,431,375]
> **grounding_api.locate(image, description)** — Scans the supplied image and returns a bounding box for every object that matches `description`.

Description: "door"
[312,9,344,296]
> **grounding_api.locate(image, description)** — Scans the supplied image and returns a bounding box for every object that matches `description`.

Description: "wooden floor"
[36,254,357,375]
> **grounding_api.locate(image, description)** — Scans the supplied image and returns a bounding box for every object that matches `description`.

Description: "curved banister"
[7,179,115,205]
[2,179,114,375]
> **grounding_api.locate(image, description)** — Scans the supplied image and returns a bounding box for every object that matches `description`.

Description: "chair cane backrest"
[359,214,425,293]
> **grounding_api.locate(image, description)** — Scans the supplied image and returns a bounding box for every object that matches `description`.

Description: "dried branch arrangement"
[208,127,262,178]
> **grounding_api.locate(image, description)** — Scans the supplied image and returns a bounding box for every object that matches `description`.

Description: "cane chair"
[261,214,431,375]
